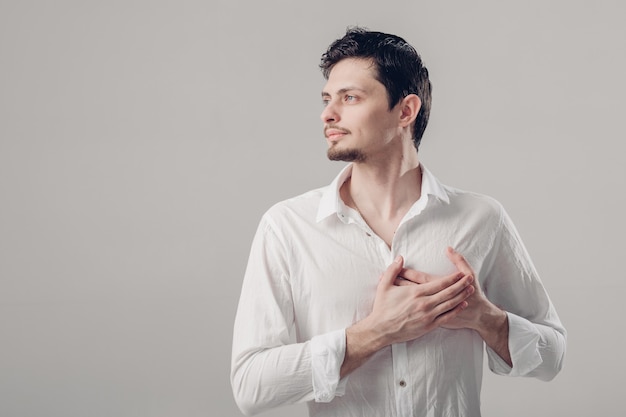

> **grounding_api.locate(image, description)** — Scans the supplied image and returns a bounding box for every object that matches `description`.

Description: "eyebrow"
[321,86,368,97]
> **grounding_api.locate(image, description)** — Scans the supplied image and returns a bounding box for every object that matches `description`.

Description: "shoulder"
[421,165,504,224]
[440,184,505,225]
[261,186,327,229]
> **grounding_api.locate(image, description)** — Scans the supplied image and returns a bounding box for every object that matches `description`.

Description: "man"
[231,27,566,417]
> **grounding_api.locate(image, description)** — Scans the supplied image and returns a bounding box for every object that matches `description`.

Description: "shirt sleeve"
[230,215,347,416]
[480,204,567,381]
[311,329,348,402]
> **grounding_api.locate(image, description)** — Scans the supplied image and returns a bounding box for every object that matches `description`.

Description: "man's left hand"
[395,247,496,332]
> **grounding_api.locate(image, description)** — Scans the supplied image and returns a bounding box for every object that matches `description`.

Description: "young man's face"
[321,58,402,162]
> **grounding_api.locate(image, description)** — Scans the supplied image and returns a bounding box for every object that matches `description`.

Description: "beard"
[327,145,367,162]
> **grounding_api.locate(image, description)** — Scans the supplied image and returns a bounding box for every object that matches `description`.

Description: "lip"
[325,128,349,141]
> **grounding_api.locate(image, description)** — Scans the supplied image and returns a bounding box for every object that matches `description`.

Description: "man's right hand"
[340,255,474,378]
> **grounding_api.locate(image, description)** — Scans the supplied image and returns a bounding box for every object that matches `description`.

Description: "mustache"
[323,125,351,137]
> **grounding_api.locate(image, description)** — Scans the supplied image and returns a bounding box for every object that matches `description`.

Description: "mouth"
[326,132,346,141]
[324,127,350,141]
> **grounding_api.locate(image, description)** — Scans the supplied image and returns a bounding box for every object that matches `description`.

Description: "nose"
[320,101,339,124]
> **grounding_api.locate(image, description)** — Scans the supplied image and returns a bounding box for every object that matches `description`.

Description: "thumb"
[379,255,404,288]
[446,246,473,277]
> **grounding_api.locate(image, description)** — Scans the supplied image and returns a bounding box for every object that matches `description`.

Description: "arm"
[479,207,567,380]
[441,206,566,380]
[231,218,318,415]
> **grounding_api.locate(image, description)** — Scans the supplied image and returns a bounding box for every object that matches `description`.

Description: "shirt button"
[399,380,406,387]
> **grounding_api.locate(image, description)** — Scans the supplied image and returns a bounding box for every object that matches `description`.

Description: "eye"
[344,95,357,103]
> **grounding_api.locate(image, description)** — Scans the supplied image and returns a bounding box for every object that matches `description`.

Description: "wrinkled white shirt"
[231,164,566,417]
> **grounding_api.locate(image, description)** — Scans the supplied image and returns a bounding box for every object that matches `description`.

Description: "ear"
[398,94,421,128]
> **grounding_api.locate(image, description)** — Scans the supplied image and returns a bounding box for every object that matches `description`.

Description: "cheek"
[346,107,396,139]
[368,115,398,139]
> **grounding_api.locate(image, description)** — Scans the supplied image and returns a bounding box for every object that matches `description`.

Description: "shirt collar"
[316,164,353,223]
[315,163,450,223]
[420,164,450,204]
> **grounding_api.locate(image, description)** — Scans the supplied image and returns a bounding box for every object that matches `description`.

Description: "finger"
[431,281,475,317]
[397,268,429,284]
[394,276,416,286]
[446,247,474,277]
[433,300,469,327]
[434,274,474,303]
[419,271,467,296]
[379,255,404,289]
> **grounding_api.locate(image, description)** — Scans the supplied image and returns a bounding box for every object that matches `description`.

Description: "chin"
[327,147,367,162]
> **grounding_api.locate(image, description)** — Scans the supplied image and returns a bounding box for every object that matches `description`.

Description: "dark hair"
[320,27,432,149]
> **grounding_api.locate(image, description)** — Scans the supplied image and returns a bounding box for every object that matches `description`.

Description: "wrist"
[477,305,511,367]
[347,316,389,353]
[476,304,508,340]
[341,317,388,378]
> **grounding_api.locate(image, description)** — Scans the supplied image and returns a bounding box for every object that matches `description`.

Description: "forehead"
[322,58,381,93]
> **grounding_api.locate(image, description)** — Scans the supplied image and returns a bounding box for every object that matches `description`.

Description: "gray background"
[1,0,624,416]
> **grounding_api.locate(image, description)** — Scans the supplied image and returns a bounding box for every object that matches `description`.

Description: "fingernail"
[394,255,402,263]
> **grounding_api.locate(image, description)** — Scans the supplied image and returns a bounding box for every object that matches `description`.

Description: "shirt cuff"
[310,329,348,403]
[487,312,543,376]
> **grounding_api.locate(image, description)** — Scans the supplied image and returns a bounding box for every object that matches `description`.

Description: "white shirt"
[231,164,566,417]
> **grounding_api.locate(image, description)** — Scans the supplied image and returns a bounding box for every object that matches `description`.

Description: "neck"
[344,142,422,221]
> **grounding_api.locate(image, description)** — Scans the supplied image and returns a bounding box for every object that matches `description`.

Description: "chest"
[285,214,492,340]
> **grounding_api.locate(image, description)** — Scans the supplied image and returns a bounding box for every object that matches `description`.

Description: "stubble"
[327,146,367,162]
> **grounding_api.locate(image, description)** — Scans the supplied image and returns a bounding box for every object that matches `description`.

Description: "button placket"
[391,343,413,415]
